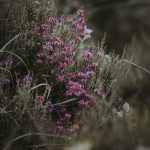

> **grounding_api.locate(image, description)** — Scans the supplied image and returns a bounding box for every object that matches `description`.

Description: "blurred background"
[56,0,150,109]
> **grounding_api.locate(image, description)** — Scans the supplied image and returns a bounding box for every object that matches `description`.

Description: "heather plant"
[31,8,127,134]
[0,1,128,150]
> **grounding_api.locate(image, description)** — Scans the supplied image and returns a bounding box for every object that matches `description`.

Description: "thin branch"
[123,59,150,75]
[30,83,49,91]
[0,35,19,53]
[53,98,77,106]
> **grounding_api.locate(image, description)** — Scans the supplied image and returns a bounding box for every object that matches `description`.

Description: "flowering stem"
[53,98,77,106]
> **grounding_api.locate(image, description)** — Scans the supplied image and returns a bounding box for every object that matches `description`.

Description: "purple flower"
[78,99,91,108]
[84,67,90,73]
[88,47,94,53]
[76,24,85,32]
[94,88,104,96]
[66,17,73,23]
[35,24,48,36]
[59,16,65,24]
[36,59,43,64]
[66,81,86,97]
[4,59,13,66]
[47,101,53,112]
[56,126,65,134]
[82,51,93,60]
[59,62,68,69]
[57,75,65,82]
[23,74,32,83]
[65,113,72,120]
[12,95,18,101]
[67,124,79,133]
[41,24,48,29]
[49,16,57,25]
[4,79,11,85]
[18,74,32,86]
[51,36,64,46]
[77,9,84,17]
[36,95,44,102]
[43,42,53,51]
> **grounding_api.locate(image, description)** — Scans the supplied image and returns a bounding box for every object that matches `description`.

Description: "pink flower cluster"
[34,9,105,134]
[78,99,92,108]
[66,81,86,97]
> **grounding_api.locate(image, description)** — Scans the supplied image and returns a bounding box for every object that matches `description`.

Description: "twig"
[53,98,77,106]
[0,35,19,53]
[30,83,49,91]
[123,59,150,75]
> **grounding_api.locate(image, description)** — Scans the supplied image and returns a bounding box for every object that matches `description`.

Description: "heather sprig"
[32,9,118,134]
